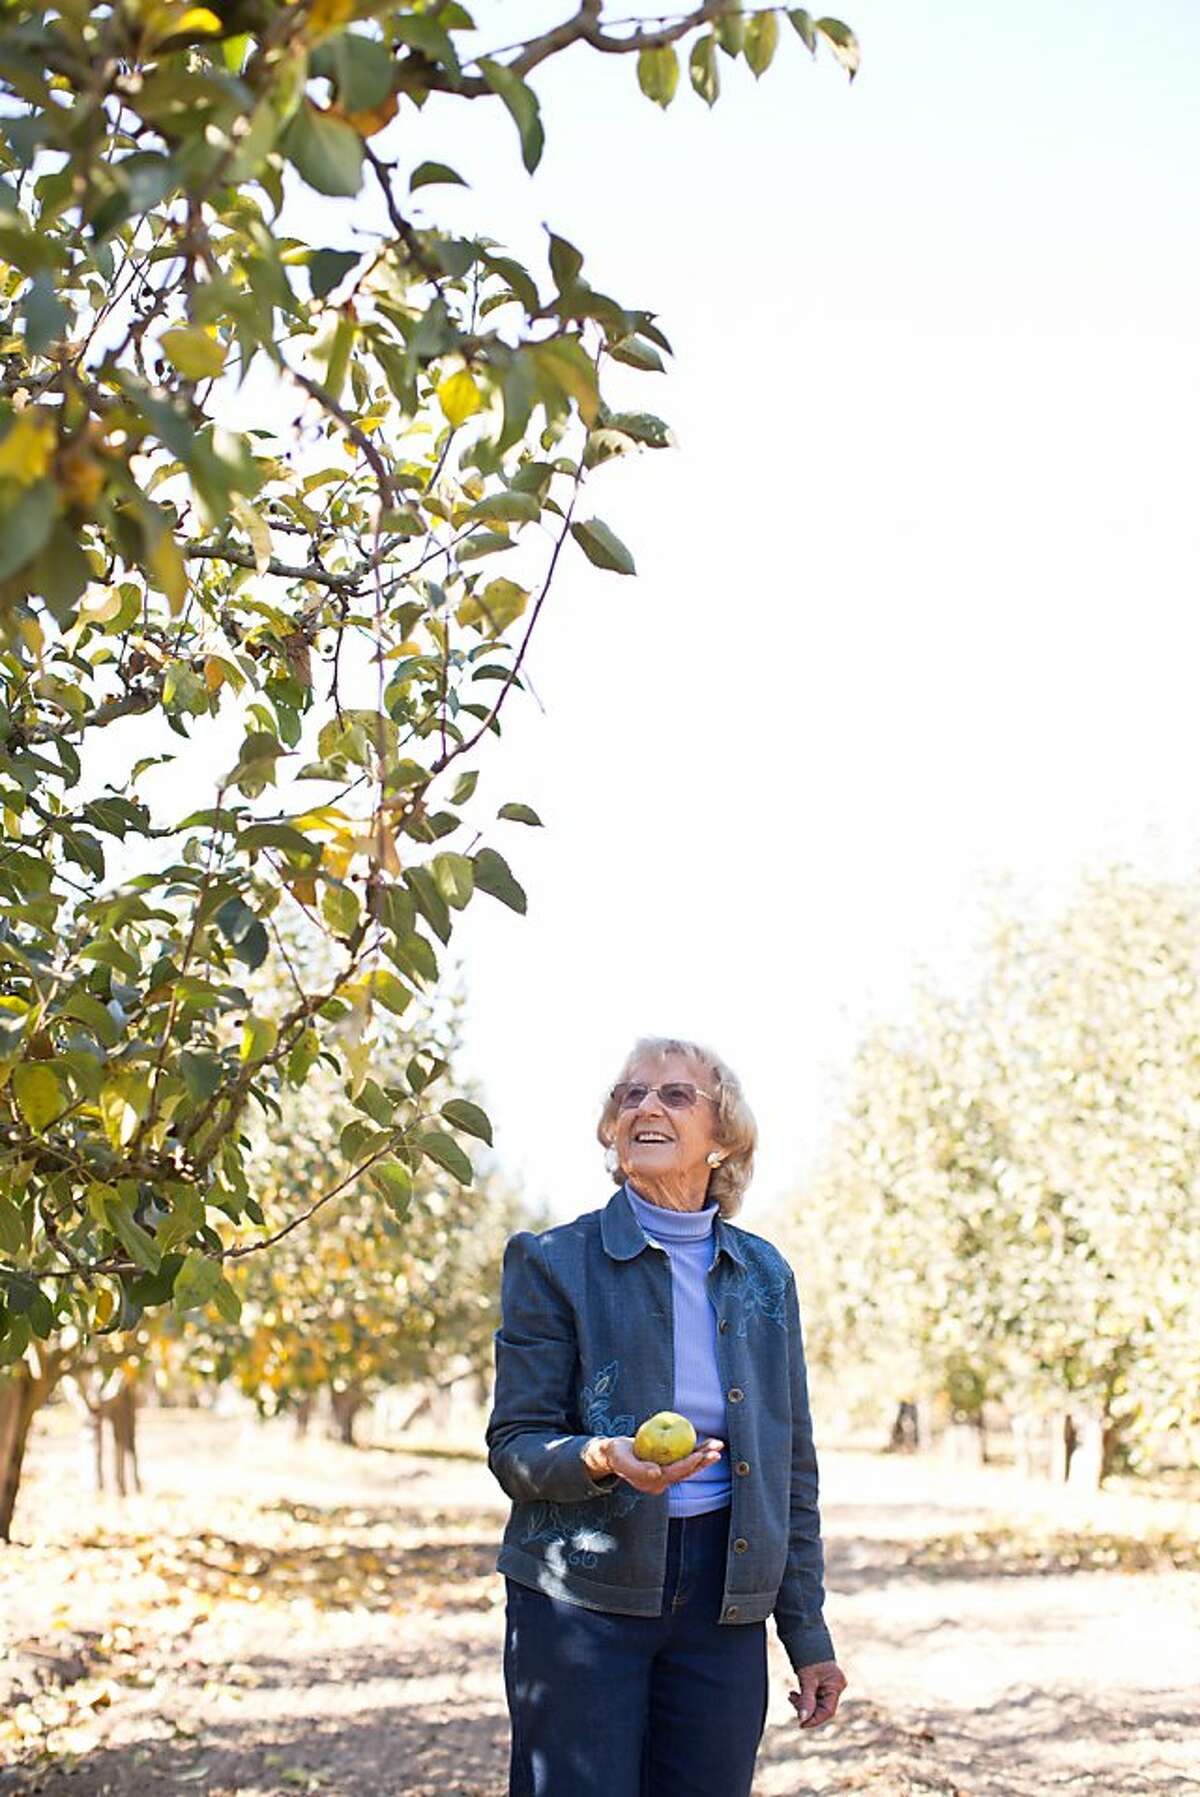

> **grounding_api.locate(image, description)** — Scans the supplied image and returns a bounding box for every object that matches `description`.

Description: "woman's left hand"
[788,1659,847,1729]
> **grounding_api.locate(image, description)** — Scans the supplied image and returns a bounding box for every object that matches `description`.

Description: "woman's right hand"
[588,1435,725,1492]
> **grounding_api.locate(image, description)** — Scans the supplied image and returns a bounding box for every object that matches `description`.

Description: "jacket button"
[724,1604,740,1620]
[733,1537,749,1553]
[718,1317,729,1332]
[735,1460,750,1476]
[727,1386,744,1402]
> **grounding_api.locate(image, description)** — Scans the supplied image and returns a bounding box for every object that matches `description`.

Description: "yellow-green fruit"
[632,1411,697,1466]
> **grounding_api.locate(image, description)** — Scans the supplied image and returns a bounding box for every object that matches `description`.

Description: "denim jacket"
[485,1183,835,1672]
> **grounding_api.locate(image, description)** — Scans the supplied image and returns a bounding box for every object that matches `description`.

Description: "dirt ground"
[1,1407,1197,1797]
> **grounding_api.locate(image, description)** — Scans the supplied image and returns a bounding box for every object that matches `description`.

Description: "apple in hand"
[632,1411,698,1466]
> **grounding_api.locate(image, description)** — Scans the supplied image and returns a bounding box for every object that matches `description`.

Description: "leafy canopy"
[0,0,857,1357]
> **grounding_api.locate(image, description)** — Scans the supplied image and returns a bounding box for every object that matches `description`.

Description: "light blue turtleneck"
[624,1181,732,1517]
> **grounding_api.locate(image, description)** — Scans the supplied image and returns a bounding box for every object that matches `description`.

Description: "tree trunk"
[329,1382,365,1446]
[0,1348,64,1542]
[111,1383,141,1496]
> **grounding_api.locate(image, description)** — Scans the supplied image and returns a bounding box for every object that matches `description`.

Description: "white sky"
[438,0,1200,1223]
[120,0,1200,1228]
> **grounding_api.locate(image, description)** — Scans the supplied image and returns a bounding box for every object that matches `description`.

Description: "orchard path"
[1,1408,1197,1797]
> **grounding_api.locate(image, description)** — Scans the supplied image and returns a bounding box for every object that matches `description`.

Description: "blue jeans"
[502,1504,769,1797]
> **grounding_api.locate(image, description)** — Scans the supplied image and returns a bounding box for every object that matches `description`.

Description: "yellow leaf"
[203,654,226,693]
[58,441,107,512]
[232,496,271,573]
[377,824,402,875]
[159,325,227,381]
[308,0,356,37]
[437,368,483,428]
[456,576,528,635]
[0,408,56,486]
[176,5,222,30]
[342,1037,372,1098]
[79,586,123,625]
[13,1063,62,1132]
[342,91,399,137]
[241,1015,278,1063]
[147,528,188,615]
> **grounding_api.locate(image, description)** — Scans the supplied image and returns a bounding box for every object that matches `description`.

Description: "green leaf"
[548,232,583,290]
[309,248,360,299]
[497,802,542,826]
[530,336,600,424]
[717,9,746,55]
[106,1198,162,1274]
[314,31,394,112]
[478,58,545,173]
[281,101,364,197]
[472,846,527,914]
[287,1028,320,1087]
[212,1276,242,1323]
[431,851,474,910]
[23,272,67,355]
[405,866,452,944]
[637,45,679,108]
[0,478,58,581]
[689,34,720,105]
[418,1130,473,1185]
[180,1051,223,1102]
[216,895,271,973]
[159,325,226,380]
[787,8,817,52]
[12,1064,63,1133]
[466,491,540,525]
[155,1189,204,1256]
[370,968,413,1016]
[0,1193,27,1257]
[451,769,478,804]
[571,517,637,576]
[745,9,780,76]
[172,1251,222,1312]
[30,522,92,626]
[602,410,673,448]
[238,822,322,866]
[816,16,860,77]
[368,1159,413,1218]
[441,1098,493,1146]
[60,991,121,1047]
[393,13,461,79]
[458,530,515,564]
[322,882,362,937]
[410,160,467,191]
[608,335,665,373]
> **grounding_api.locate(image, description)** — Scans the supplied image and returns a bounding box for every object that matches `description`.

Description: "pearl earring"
[605,1144,621,1175]
[706,1151,724,1168]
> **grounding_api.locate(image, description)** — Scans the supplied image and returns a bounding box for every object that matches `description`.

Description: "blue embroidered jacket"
[485,1183,835,1671]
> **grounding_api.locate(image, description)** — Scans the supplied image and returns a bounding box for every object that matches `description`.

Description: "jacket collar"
[600,1182,746,1270]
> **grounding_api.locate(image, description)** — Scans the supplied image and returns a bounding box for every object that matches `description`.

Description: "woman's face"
[611,1050,722,1193]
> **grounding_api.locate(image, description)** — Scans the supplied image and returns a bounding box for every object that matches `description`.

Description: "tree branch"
[183,543,369,593]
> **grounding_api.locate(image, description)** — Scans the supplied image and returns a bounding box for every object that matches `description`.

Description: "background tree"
[171,1020,541,1446]
[783,867,1200,1482]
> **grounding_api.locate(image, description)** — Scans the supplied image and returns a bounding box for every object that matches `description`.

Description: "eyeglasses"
[611,1082,718,1112]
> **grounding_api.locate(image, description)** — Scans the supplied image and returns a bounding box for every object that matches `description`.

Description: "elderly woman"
[486,1036,846,1796]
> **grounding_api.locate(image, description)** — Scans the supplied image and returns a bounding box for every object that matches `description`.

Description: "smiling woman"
[485,1034,847,1797]
[597,1035,758,1217]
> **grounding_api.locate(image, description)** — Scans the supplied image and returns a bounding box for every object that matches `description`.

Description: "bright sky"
[429,0,1200,1223]
[126,1,1200,1228]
